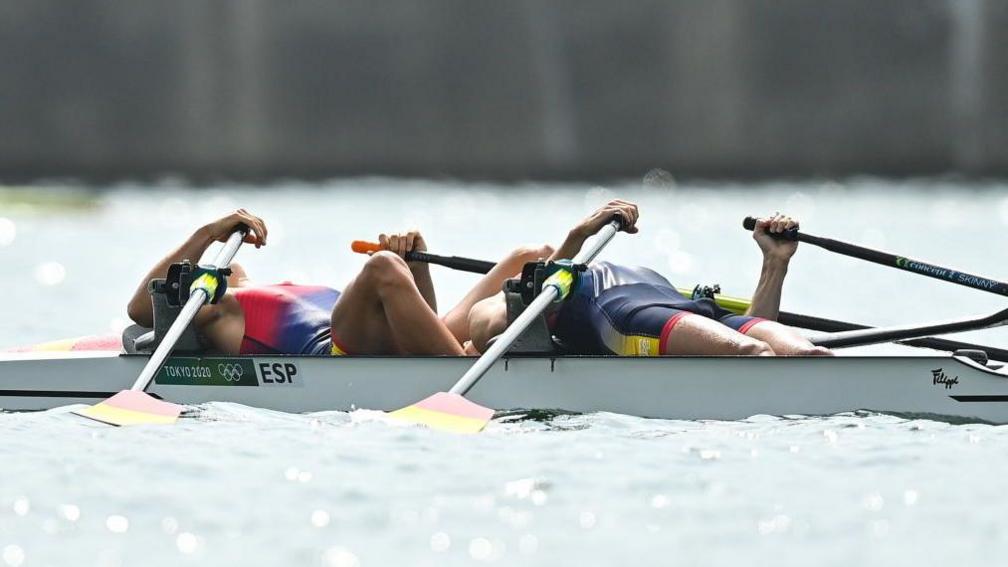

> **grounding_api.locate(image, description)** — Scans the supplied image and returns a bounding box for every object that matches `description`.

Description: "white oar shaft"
[128,230,246,391]
[449,220,621,396]
[449,287,557,395]
[129,291,207,391]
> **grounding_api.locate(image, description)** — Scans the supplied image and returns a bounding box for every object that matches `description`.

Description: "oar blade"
[72,390,183,426]
[388,392,494,434]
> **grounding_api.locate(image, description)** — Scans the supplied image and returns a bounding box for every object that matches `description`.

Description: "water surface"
[2,178,1008,565]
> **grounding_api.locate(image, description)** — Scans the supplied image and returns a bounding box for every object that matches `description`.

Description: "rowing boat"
[3,349,1008,423]
[7,220,1008,426]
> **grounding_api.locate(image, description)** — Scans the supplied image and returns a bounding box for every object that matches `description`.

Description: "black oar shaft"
[779,311,1008,362]
[743,217,1008,297]
[810,308,1008,349]
[405,251,495,274]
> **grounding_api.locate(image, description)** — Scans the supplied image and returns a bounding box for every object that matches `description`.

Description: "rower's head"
[467,293,508,353]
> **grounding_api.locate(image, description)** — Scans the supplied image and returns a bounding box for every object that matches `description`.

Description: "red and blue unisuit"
[233,283,349,356]
[552,262,766,355]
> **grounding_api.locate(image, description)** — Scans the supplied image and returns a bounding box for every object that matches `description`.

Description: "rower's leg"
[743,321,834,356]
[660,314,776,356]
[331,252,464,355]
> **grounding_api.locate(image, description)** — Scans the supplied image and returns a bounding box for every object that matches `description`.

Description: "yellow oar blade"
[73,391,183,426]
[388,392,494,434]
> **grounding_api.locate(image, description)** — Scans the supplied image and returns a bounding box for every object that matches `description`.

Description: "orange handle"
[351,240,382,254]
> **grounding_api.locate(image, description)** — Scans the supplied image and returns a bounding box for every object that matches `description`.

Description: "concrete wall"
[0,0,1005,181]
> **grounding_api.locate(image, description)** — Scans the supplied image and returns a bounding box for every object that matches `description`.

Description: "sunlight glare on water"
[2,177,1008,565]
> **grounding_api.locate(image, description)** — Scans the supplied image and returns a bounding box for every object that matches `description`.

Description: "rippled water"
[3,177,1008,565]
[1,406,1005,566]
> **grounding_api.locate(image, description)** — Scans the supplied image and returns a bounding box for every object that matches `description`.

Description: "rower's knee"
[361,251,412,291]
[740,339,775,356]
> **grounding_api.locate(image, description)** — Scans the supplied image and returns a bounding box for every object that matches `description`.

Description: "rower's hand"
[752,213,798,261]
[204,209,267,248]
[377,230,427,260]
[575,199,639,238]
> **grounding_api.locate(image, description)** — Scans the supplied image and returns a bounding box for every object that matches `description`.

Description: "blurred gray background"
[1,0,1005,181]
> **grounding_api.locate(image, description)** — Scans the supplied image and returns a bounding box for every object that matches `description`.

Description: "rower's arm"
[442,245,554,341]
[745,257,789,320]
[746,213,799,320]
[127,209,266,328]
[409,262,438,313]
[126,226,217,327]
[548,229,589,262]
[549,200,640,261]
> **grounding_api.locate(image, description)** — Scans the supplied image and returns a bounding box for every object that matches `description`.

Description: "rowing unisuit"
[551,262,767,355]
[233,283,347,355]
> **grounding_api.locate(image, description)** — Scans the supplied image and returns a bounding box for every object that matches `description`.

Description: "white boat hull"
[2,352,1008,423]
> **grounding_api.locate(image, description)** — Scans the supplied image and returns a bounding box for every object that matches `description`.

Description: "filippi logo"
[931,368,959,389]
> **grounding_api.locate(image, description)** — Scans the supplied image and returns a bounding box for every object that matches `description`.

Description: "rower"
[468,203,833,357]
[126,209,352,356]
[125,209,553,357]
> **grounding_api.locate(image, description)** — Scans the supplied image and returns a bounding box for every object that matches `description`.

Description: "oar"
[740,217,1008,349]
[742,217,1008,297]
[361,244,1008,361]
[351,241,496,274]
[387,219,624,433]
[776,312,1008,361]
[679,287,1008,360]
[73,227,248,426]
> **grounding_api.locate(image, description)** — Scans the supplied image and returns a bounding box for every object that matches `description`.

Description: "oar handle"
[350,213,625,275]
[742,216,1008,297]
[742,216,800,240]
[351,241,495,274]
[211,224,249,266]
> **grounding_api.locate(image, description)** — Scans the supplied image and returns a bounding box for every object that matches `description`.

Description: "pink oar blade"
[72,390,183,426]
[388,392,494,434]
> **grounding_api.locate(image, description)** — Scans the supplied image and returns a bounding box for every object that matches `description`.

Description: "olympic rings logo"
[218,363,245,382]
